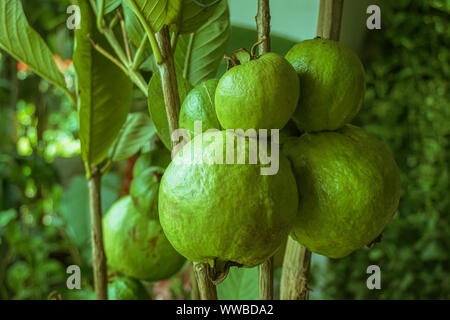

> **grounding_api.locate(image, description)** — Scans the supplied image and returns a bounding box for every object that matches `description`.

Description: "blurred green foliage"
[314,0,450,299]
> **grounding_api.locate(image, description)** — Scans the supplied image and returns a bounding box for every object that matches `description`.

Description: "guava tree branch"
[155,26,181,146]
[256,0,274,300]
[280,236,312,299]
[280,0,345,300]
[255,0,271,56]
[316,0,344,41]
[193,262,218,300]
[155,26,217,300]
[88,166,108,300]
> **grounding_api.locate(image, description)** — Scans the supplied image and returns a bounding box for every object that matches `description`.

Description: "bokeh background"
[0,0,448,299]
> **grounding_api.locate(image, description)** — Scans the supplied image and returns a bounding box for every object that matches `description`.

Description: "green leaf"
[74,0,133,167]
[165,0,182,25]
[0,0,66,91]
[122,0,168,34]
[175,0,230,85]
[178,0,221,34]
[109,112,156,162]
[216,267,259,300]
[148,71,193,150]
[123,1,146,47]
[98,0,122,14]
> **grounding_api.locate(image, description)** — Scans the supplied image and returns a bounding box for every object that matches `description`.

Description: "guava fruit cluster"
[158,36,401,277]
[103,146,186,282]
[282,38,401,258]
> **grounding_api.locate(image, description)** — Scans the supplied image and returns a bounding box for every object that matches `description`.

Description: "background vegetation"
[0,0,448,299]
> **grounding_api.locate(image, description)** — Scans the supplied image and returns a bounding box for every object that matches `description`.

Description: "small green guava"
[283,125,401,258]
[103,196,186,281]
[285,38,365,132]
[130,166,164,219]
[108,275,150,300]
[133,146,172,178]
[158,130,298,276]
[215,52,300,133]
[179,78,221,135]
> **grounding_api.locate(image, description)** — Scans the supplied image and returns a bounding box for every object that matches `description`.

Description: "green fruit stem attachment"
[207,259,242,285]
[280,236,312,300]
[255,0,274,301]
[223,37,267,70]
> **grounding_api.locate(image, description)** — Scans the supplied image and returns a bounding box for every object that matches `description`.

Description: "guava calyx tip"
[206,259,243,284]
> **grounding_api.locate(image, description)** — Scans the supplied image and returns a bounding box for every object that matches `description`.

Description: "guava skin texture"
[215,52,300,132]
[108,275,150,300]
[179,79,221,135]
[283,125,401,258]
[103,196,186,281]
[159,130,299,268]
[285,39,365,132]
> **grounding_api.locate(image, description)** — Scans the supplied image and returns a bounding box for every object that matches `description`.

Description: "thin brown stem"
[193,262,218,300]
[256,0,274,300]
[280,237,312,300]
[316,0,344,41]
[88,167,108,300]
[255,0,271,55]
[155,26,181,147]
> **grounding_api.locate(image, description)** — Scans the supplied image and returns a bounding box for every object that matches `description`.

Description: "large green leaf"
[0,0,66,92]
[178,0,220,34]
[109,112,156,162]
[148,71,192,150]
[175,0,230,85]
[216,267,259,300]
[122,0,168,34]
[74,0,133,167]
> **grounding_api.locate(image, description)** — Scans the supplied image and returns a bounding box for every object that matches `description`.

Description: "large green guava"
[179,79,221,136]
[285,38,365,132]
[215,52,300,133]
[158,130,298,274]
[108,275,150,300]
[283,125,401,258]
[103,196,186,281]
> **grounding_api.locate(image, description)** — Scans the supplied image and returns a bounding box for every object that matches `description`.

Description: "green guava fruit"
[285,38,365,132]
[179,79,221,135]
[130,166,164,219]
[103,196,186,281]
[283,125,401,258]
[133,146,171,178]
[159,130,298,274]
[108,275,150,300]
[215,52,300,133]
